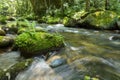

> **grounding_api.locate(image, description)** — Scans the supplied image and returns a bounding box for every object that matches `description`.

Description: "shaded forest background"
[0,0,120,18]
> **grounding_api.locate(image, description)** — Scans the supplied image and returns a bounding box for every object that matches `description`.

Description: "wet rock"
[50,58,67,68]
[4,22,18,34]
[0,36,14,48]
[0,59,33,80]
[0,28,6,36]
[35,27,46,32]
[16,59,63,80]
[112,36,120,41]
[15,32,64,57]
[8,26,18,34]
[47,56,67,68]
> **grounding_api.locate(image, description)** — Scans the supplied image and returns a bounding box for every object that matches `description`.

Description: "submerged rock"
[47,55,67,68]
[50,58,67,68]
[70,56,120,80]
[16,59,63,80]
[15,32,64,57]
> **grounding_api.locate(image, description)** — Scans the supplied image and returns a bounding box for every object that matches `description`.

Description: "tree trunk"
[30,0,62,17]
[105,0,109,10]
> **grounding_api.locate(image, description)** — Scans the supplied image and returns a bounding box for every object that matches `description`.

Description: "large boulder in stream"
[80,11,119,30]
[15,32,64,57]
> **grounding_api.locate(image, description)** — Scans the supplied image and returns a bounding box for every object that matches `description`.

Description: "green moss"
[0,36,5,46]
[0,16,7,24]
[42,15,60,24]
[15,32,64,56]
[83,11,118,29]
[7,59,33,75]
[0,59,33,80]
[0,36,4,41]
[73,10,88,20]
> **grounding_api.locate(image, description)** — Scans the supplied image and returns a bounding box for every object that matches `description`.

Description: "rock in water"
[0,28,6,36]
[50,58,67,68]
[0,36,14,48]
[15,32,64,57]
[80,11,118,30]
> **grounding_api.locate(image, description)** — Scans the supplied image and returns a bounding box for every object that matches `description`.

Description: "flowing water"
[0,51,20,69]
[0,24,120,80]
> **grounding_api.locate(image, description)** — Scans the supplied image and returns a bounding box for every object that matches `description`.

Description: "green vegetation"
[0,0,120,29]
[80,11,118,29]
[0,0,120,80]
[84,75,99,80]
[0,59,33,80]
[15,32,64,57]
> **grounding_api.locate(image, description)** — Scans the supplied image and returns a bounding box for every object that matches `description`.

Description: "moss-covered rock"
[80,11,118,29]
[2,22,18,34]
[117,16,120,29]
[0,36,14,48]
[18,27,45,35]
[17,28,26,34]
[0,59,33,80]
[0,16,7,24]
[0,28,6,36]
[62,17,77,27]
[42,16,61,24]
[15,32,64,57]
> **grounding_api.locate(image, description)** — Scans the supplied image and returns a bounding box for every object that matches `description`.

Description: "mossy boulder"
[63,11,88,27]
[42,16,61,24]
[117,16,120,29]
[15,32,64,57]
[17,28,26,34]
[0,28,6,36]
[80,11,118,29]
[0,36,14,48]
[0,16,7,24]
[2,22,18,34]
[18,27,45,35]
[62,17,77,27]
[0,59,33,80]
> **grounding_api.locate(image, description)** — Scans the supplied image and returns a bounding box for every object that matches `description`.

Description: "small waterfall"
[15,58,63,80]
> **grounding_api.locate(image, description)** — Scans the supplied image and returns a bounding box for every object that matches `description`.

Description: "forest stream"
[0,24,120,80]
